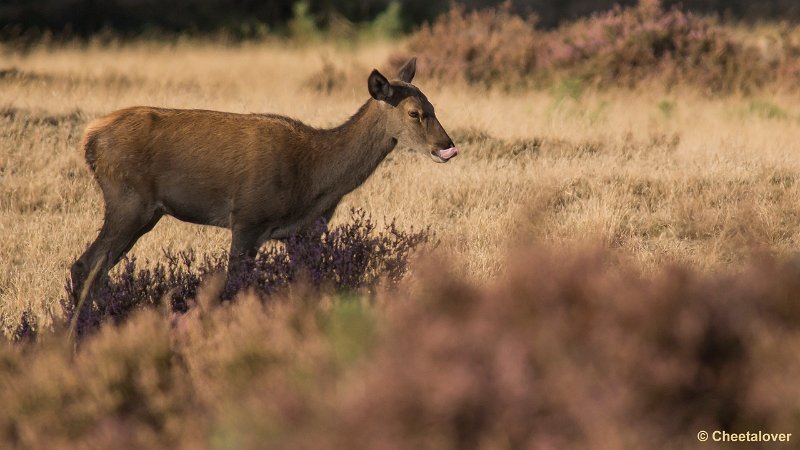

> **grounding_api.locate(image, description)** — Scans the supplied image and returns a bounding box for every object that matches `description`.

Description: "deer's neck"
[311,100,397,200]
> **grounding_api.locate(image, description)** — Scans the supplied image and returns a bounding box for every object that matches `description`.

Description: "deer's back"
[82,106,317,226]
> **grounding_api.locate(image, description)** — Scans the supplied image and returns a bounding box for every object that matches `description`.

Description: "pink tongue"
[438,147,459,159]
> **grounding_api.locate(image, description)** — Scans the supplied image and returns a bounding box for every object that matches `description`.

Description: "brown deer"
[70,57,457,308]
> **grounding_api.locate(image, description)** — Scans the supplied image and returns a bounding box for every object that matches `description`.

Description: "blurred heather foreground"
[3,243,800,448]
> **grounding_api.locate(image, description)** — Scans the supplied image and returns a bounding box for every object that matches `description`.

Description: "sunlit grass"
[3,39,800,334]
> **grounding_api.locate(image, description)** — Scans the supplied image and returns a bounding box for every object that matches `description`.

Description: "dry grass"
[3,39,800,336]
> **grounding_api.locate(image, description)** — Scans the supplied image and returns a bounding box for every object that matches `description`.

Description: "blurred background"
[2,0,799,42]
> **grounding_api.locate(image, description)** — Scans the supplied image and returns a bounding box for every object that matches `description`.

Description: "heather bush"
[538,0,766,91]
[323,249,800,448]
[267,248,800,449]
[4,246,800,449]
[396,3,540,87]
[400,0,791,92]
[57,209,432,337]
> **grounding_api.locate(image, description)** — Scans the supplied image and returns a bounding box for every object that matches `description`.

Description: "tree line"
[1,0,798,41]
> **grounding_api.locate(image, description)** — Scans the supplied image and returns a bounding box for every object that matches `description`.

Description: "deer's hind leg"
[70,187,162,317]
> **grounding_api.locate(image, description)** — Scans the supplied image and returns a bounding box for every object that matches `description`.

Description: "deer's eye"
[408,110,420,119]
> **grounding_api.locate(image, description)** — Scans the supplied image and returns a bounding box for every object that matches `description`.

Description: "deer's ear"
[368,69,393,102]
[397,57,416,83]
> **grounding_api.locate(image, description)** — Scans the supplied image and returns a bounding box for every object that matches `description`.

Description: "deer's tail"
[80,115,117,174]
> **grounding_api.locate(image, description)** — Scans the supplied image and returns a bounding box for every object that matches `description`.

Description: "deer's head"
[368,58,458,163]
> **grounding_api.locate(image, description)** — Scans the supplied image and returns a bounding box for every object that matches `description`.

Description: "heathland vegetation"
[3,1,800,448]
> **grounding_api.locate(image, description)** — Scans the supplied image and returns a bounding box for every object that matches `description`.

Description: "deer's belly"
[157,190,233,228]
[261,198,338,241]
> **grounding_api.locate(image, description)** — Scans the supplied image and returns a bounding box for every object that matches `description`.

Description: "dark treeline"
[2,0,799,41]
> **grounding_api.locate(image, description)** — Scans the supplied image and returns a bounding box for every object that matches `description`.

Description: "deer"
[69,57,458,315]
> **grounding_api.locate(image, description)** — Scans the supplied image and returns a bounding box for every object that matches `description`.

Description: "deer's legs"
[70,193,161,317]
[224,225,264,296]
[229,225,262,262]
[70,219,111,299]
[322,205,338,225]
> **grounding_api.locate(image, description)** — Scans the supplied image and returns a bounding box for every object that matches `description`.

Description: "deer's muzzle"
[431,146,459,163]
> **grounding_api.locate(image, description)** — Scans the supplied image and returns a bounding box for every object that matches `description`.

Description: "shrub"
[365,1,404,39]
[57,209,432,337]
[5,246,800,448]
[310,247,800,449]
[399,3,539,88]
[399,0,786,92]
[288,1,320,41]
[658,98,676,117]
[538,0,766,92]
[748,99,788,119]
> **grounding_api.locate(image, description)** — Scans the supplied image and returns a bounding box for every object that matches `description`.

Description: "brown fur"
[69,58,455,310]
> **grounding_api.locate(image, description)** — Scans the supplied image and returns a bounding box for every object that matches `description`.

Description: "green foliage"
[4,0,800,44]
[748,99,788,120]
[289,1,319,41]
[227,20,271,40]
[658,99,676,118]
[553,77,585,101]
[288,0,403,43]
[365,1,404,39]
[325,299,376,367]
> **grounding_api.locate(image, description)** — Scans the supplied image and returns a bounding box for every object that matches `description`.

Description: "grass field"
[4,40,800,332]
[3,37,800,448]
